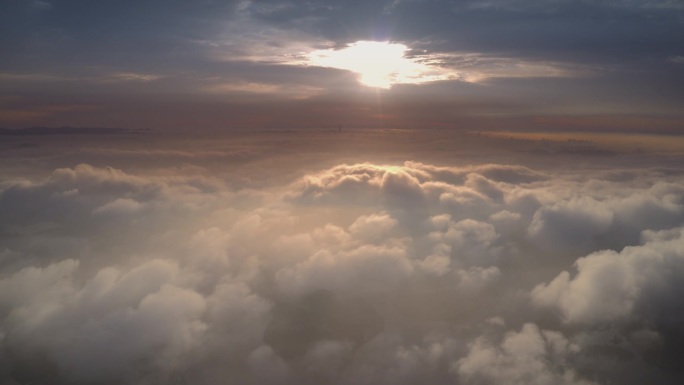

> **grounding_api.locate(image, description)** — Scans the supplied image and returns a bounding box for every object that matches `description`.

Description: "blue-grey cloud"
[1,0,683,130]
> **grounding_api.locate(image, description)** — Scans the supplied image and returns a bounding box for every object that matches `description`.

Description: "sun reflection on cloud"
[306,41,458,89]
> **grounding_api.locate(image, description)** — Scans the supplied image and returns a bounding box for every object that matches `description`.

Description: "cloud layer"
[1,0,682,130]
[2,150,684,384]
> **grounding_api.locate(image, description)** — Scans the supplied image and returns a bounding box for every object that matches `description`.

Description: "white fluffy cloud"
[456,323,595,385]
[1,157,684,384]
[532,227,684,325]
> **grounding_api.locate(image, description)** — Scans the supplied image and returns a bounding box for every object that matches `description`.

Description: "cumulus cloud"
[527,196,614,256]
[1,154,684,384]
[532,227,684,326]
[456,323,595,385]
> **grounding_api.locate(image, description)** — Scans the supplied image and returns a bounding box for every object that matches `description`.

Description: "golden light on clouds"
[306,41,457,89]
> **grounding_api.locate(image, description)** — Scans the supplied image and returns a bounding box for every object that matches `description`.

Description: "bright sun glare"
[307,41,451,89]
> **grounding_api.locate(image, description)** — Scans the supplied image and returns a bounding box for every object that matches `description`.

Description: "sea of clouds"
[1,131,683,384]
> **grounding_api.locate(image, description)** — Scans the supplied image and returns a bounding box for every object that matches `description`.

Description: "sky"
[2,1,684,385]
[1,0,684,131]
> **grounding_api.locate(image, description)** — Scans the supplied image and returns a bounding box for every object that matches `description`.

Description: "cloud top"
[1,158,684,384]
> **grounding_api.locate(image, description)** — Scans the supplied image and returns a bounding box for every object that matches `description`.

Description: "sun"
[307,41,450,89]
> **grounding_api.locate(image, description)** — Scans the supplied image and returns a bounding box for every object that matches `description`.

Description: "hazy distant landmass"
[0,127,151,135]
